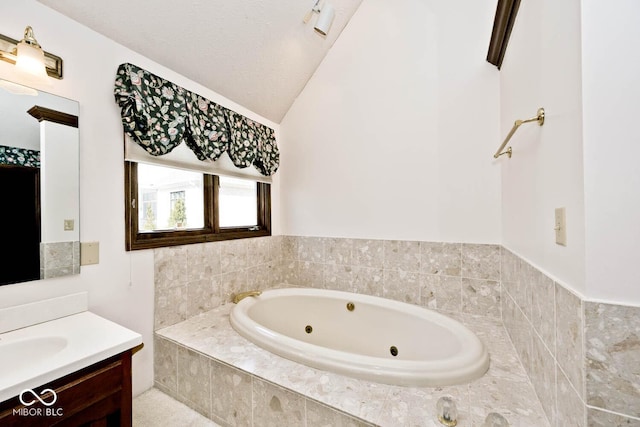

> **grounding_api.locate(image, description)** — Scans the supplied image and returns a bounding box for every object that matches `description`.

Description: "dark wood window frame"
[125,161,271,251]
[486,0,522,69]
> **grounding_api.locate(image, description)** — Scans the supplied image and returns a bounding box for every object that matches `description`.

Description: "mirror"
[0,79,79,285]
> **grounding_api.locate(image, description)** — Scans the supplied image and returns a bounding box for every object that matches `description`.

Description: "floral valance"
[114,63,279,176]
[0,145,40,168]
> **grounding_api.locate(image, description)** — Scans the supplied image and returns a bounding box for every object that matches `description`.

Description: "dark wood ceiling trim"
[27,105,78,128]
[486,0,521,69]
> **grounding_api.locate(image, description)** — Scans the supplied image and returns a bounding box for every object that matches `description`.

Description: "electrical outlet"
[555,207,567,246]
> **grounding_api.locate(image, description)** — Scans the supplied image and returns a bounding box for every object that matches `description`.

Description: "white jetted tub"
[230,288,489,386]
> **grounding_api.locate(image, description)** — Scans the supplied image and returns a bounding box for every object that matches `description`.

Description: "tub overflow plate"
[346,302,355,311]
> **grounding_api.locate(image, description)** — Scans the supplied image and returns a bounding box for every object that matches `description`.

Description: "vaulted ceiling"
[37,0,363,123]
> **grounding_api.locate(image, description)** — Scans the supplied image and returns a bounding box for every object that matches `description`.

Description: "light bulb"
[14,26,50,86]
[15,42,46,76]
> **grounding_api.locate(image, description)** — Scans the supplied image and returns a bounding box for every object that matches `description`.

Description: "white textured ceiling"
[37,0,363,123]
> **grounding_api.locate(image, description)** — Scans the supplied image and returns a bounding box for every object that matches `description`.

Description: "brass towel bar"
[494,107,545,159]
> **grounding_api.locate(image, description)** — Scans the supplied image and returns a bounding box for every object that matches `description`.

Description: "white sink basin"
[0,337,68,370]
[0,312,142,403]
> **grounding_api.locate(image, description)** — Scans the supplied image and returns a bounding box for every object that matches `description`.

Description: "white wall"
[582,0,640,304]
[500,0,640,306]
[499,0,586,296]
[279,0,501,243]
[41,122,80,242]
[0,0,280,396]
[0,88,77,151]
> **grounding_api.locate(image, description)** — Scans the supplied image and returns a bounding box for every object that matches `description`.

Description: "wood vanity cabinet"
[0,349,135,427]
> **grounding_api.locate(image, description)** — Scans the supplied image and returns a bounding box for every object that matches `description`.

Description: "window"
[168,191,186,228]
[125,161,271,250]
[219,176,258,227]
[137,164,204,232]
[140,189,157,231]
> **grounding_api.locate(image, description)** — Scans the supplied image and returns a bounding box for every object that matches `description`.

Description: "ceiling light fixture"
[0,26,63,84]
[303,0,336,37]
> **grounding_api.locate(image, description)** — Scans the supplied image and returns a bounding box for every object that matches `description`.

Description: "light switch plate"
[80,242,99,265]
[64,219,74,231]
[555,207,567,246]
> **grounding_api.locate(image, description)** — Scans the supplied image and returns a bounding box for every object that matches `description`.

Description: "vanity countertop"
[0,311,142,403]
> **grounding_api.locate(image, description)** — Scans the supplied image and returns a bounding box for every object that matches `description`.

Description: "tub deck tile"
[156,304,549,427]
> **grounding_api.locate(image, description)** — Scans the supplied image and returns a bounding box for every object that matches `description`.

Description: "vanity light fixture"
[303,0,336,36]
[0,26,63,83]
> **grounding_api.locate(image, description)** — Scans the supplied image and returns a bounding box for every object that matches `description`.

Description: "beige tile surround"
[155,237,503,331]
[39,241,80,279]
[501,248,640,426]
[154,236,640,426]
[155,304,548,426]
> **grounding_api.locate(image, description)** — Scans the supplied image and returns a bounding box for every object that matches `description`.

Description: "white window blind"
[124,134,272,183]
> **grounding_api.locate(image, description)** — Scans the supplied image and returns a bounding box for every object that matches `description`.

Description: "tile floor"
[133,387,220,427]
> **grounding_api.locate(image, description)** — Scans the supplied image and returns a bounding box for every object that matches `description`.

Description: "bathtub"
[230,288,489,386]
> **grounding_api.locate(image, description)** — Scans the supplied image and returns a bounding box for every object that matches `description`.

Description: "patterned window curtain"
[184,92,230,161]
[114,63,280,177]
[253,123,279,176]
[114,63,188,156]
[225,110,279,175]
[0,145,40,168]
[225,110,257,169]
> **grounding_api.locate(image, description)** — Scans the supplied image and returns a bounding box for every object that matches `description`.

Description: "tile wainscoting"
[501,248,640,426]
[154,236,503,331]
[154,237,288,330]
[154,236,640,426]
[40,241,80,279]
